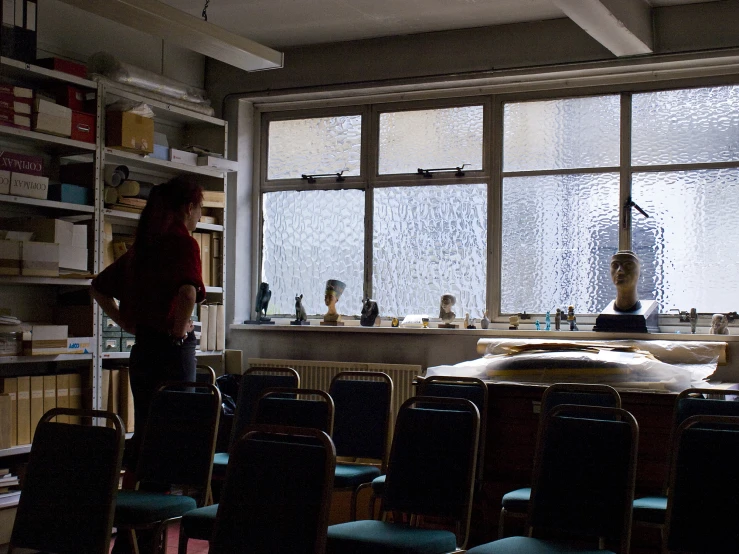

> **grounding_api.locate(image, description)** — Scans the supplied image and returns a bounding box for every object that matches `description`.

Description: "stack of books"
[0,85,33,130]
[104,179,152,214]
[0,469,20,508]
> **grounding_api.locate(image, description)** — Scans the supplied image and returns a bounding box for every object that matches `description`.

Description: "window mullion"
[364,104,378,300]
[620,92,633,250]
[489,95,503,319]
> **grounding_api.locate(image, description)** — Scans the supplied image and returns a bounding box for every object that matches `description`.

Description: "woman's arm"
[90,287,135,334]
[170,284,197,339]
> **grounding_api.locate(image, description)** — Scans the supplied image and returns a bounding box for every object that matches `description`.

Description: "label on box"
[170,149,198,166]
[0,151,43,175]
[10,172,48,199]
[66,337,93,354]
[0,170,9,194]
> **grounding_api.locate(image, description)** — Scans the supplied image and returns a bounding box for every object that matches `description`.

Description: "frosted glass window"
[503,96,620,172]
[501,174,620,314]
[267,115,362,180]
[373,184,487,318]
[378,106,483,174]
[632,87,739,166]
[262,190,364,316]
[632,169,739,313]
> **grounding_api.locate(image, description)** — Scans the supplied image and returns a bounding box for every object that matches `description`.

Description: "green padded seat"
[467,536,612,553]
[180,504,219,540]
[327,520,457,554]
[114,491,197,526]
[501,488,531,512]
[631,495,667,525]
[334,463,381,489]
[371,474,385,494]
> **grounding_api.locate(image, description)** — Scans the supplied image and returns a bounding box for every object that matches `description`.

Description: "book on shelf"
[117,197,147,209]
[110,204,143,214]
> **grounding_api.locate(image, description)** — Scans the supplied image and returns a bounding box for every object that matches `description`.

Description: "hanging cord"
[202,0,210,21]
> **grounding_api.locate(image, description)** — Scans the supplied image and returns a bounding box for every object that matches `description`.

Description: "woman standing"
[91,176,205,471]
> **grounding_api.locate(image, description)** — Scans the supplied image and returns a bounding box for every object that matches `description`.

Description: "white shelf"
[0,194,95,213]
[103,208,223,232]
[0,125,96,155]
[0,276,91,286]
[0,443,31,458]
[0,353,93,364]
[1,56,96,89]
[103,148,226,178]
[103,350,223,360]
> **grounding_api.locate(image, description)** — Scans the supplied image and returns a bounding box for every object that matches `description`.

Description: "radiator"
[247,358,421,424]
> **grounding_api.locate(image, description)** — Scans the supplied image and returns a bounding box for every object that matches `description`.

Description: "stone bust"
[610,250,641,312]
[439,293,456,324]
[710,313,729,335]
[360,297,379,327]
[323,279,346,323]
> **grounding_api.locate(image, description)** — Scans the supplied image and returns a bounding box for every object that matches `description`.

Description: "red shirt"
[92,222,205,334]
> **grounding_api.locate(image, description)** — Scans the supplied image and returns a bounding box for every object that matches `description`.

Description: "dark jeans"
[113,327,196,554]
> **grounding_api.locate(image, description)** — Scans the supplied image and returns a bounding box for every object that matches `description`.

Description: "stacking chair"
[113,381,221,554]
[9,408,124,554]
[498,382,621,537]
[664,414,739,553]
[329,371,393,520]
[178,386,333,553]
[468,404,638,554]
[209,425,336,554]
[195,364,217,385]
[327,395,480,554]
[632,387,739,543]
[367,376,488,519]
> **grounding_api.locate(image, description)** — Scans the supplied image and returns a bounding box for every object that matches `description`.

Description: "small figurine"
[255,282,272,322]
[480,309,490,329]
[422,317,429,329]
[710,313,730,335]
[509,314,520,330]
[464,313,470,328]
[439,293,456,325]
[290,294,309,325]
[545,311,551,331]
[322,279,346,325]
[360,297,379,327]
[567,305,578,331]
[689,308,698,334]
[555,308,561,331]
[391,317,399,327]
[535,320,540,331]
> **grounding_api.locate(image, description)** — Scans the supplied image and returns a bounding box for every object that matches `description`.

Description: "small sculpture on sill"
[480,310,490,329]
[245,282,275,324]
[710,313,730,335]
[321,279,346,326]
[391,317,399,328]
[689,308,698,334]
[290,294,310,325]
[360,297,379,327]
[509,314,520,330]
[438,293,458,328]
[545,311,551,331]
[465,313,476,329]
[567,305,578,331]
[555,308,561,331]
[535,320,540,331]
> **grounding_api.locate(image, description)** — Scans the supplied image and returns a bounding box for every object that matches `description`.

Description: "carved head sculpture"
[710,313,729,335]
[610,250,641,312]
[439,293,456,323]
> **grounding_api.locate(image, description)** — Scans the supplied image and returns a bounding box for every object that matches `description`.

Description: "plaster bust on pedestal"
[322,279,346,324]
[611,250,641,312]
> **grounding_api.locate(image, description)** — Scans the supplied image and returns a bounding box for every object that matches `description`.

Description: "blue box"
[152,144,169,161]
[48,183,90,205]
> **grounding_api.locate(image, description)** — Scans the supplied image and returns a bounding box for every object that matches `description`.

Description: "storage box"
[23,325,68,356]
[106,111,154,154]
[36,57,87,79]
[202,190,225,208]
[21,241,59,276]
[102,314,121,332]
[0,108,30,128]
[0,239,21,276]
[70,110,95,143]
[120,336,135,353]
[9,172,48,199]
[102,336,120,353]
[152,144,169,161]
[58,244,87,271]
[32,97,72,137]
[0,94,31,114]
[170,148,197,166]
[72,224,86,248]
[65,336,93,354]
[0,151,43,175]
[0,170,9,194]
[197,155,238,172]
[48,183,89,205]
[54,85,87,111]
[6,218,73,245]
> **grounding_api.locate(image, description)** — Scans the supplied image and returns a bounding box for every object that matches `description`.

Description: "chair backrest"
[329,371,393,470]
[383,396,480,549]
[529,404,638,554]
[254,388,334,436]
[666,414,739,553]
[209,425,336,554]
[541,382,621,416]
[196,364,217,385]
[416,375,488,484]
[135,381,221,505]
[231,367,300,446]
[10,408,124,554]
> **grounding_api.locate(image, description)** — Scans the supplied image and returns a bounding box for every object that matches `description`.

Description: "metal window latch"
[417,164,469,178]
[623,196,650,229]
[301,171,345,184]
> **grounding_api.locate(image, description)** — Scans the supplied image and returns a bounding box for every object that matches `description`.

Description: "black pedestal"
[593,300,659,333]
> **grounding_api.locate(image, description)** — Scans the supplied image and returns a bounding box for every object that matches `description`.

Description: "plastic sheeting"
[426,339,727,392]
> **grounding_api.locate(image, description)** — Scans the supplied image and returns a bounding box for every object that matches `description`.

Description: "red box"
[0,152,44,176]
[56,86,90,113]
[35,58,87,79]
[71,111,95,144]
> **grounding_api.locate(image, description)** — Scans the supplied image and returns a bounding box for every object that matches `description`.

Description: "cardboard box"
[71,110,95,143]
[103,221,114,268]
[29,376,43,440]
[9,172,48,199]
[0,378,17,446]
[170,148,197,166]
[0,169,8,194]
[106,111,154,154]
[16,376,30,445]
[6,218,74,245]
[0,85,33,98]
[102,336,120,353]
[48,183,89,205]
[0,151,43,175]
[54,84,88,111]
[120,336,135,353]
[59,244,87,271]
[0,394,10,449]
[0,109,30,128]
[56,373,69,423]
[200,232,211,287]
[68,373,82,424]
[197,155,238,172]
[43,375,56,414]
[36,57,87,79]
[0,94,31,114]
[72,224,86,248]
[23,324,67,355]
[202,190,225,208]
[21,241,58,277]
[0,239,21,276]
[65,336,93,354]
[33,97,72,137]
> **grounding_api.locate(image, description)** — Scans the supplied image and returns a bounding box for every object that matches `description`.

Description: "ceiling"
[160,0,719,49]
